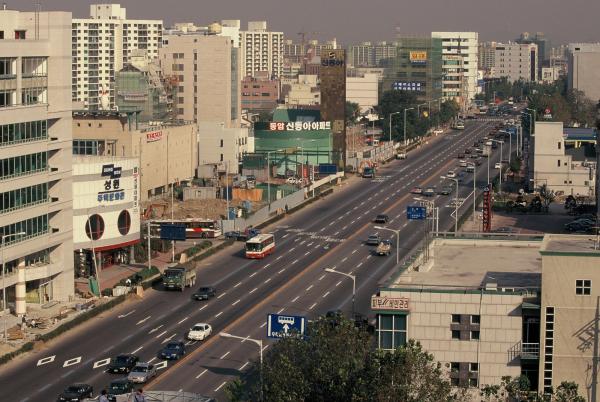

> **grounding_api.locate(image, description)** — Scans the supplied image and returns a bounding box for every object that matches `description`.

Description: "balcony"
[508,341,539,361]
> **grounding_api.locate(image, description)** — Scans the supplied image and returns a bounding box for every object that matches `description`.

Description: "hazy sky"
[22,0,600,45]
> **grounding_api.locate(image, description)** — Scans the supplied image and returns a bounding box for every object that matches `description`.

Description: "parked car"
[107,378,134,402]
[423,187,436,197]
[410,186,423,194]
[127,363,157,384]
[495,162,502,169]
[374,214,389,224]
[107,354,139,374]
[56,384,93,402]
[187,323,213,341]
[193,286,216,301]
[366,234,381,246]
[159,341,186,360]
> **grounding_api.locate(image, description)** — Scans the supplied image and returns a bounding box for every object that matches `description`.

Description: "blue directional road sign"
[160,224,187,241]
[406,205,427,220]
[267,314,306,339]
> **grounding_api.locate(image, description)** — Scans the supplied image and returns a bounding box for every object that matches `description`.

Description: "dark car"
[438,186,452,196]
[57,384,93,402]
[193,286,216,301]
[464,149,471,154]
[107,378,133,402]
[107,354,139,374]
[457,153,465,159]
[366,234,381,246]
[224,231,239,240]
[423,187,435,197]
[159,341,186,360]
[374,214,389,224]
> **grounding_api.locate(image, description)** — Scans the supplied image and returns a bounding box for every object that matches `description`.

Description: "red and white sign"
[371,296,410,311]
[146,131,163,142]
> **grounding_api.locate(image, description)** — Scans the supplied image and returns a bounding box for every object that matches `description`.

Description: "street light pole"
[389,111,401,143]
[403,107,415,150]
[374,226,400,265]
[468,163,477,222]
[324,268,356,316]
[441,176,459,232]
[2,231,26,342]
[220,332,264,401]
[266,149,283,207]
[491,140,504,194]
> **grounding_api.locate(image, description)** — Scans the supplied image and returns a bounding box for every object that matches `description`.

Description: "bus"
[245,233,275,259]
[152,218,222,239]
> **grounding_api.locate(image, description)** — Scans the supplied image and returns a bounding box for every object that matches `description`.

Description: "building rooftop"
[541,234,600,255]
[393,239,543,291]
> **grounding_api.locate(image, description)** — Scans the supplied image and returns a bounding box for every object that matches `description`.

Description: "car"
[457,153,465,159]
[107,354,139,374]
[396,152,407,160]
[459,160,468,167]
[464,149,471,154]
[495,162,502,169]
[159,341,186,360]
[56,384,93,402]
[410,186,423,194]
[188,323,213,341]
[474,159,483,166]
[374,214,389,224]
[564,222,592,233]
[366,234,381,246]
[193,286,216,301]
[493,226,516,233]
[224,231,239,240]
[466,165,475,173]
[423,187,435,197]
[446,170,457,178]
[433,128,444,135]
[475,148,483,154]
[473,141,479,147]
[469,153,479,159]
[376,240,392,256]
[438,186,452,195]
[107,378,133,402]
[570,218,595,227]
[127,363,157,384]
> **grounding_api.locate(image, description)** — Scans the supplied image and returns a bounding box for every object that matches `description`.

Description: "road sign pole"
[147,221,152,273]
[259,339,264,402]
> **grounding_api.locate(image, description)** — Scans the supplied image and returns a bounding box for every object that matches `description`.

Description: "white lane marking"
[148,357,157,364]
[277,308,284,314]
[161,334,176,344]
[232,299,241,306]
[299,240,306,245]
[215,311,223,318]
[306,242,313,247]
[234,282,242,288]
[249,272,258,278]
[352,250,357,254]
[155,330,167,339]
[292,296,300,303]
[117,310,136,319]
[335,280,342,287]
[322,291,330,298]
[304,251,310,256]
[341,257,348,262]
[249,287,258,294]
[148,325,164,334]
[263,263,271,268]
[291,259,298,265]
[306,285,314,291]
[239,362,250,371]
[366,255,372,260]
[260,322,267,328]
[37,355,55,366]
[357,262,363,268]
[63,357,82,368]
[155,361,168,370]
[131,346,143,354]
[215,381,228,392]
[318,274,326,281]
[282,234,289,238]
[264,278,272,284]
[136,316,151,325]
[196,369,208,379]
[92,358,111,369]
[276,256,283,261]
[308,303,317,310]
[333,231,340,236]
[217,292,227,299]
[278,268,285,274]
[220,351,231,360]
[289,247,296,252]
[199,305,207,312]
[177,316,189,325]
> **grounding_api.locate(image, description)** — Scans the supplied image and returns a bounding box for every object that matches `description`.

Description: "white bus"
[245,233,275,259]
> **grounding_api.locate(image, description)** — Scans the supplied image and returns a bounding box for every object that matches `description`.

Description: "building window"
[558,142,561,150]
[0,152,48,180]
[0,183,49,214]
[220,154,224,162]
[449,362,479,388]
[14,30,26,40]
[85,214,105,240]
[377,314,407,350]
[471,330,480,340]
[0,214,49,246]
[557,159,561,167]
[117,210,131,236]
[451,330,460,339]
[576,279,591,295]
[471,315,480,324]
[220,139,224,148]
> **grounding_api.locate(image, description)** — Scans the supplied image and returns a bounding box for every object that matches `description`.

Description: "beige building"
[567,43,600,103]
[346,73,378,114]
[284,75,320,106]
[532,121,596,197]
[488,42,539,82]
[239,21,284,79]
[72,111,197,200]
[0,9,74,313]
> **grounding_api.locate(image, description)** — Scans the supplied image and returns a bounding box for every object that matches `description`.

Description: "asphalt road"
[0,118,507,402]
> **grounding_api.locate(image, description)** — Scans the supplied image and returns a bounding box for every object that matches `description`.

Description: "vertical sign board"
[267,314,306,339]
[159,224,187,241]
[406,206,427,220]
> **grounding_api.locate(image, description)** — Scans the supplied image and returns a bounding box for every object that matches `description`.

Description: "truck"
[375,240,392,256]
[162,264,196,291]
[482,144,492,157]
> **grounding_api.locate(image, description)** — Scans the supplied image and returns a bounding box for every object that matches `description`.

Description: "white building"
[432,32,479,106]
[72,4,163,110]
[0,9,75,312]
[567,43,600,103]
[72,156,140,279]
[239,21,284,79]
[284,75,320,106]
[491,42,538,83]
[346,73,378,114]
[197,122,250,172]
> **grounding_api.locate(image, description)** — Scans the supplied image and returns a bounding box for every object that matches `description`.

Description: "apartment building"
[567,43,600,104]
[241,72,279,112]
[478,42,496,74]
[348,42,397,68]
[0,9,74,312]
[239,21,284,79]
[72,4,163,110]
[492,42,538,82]
[432,32,479,106]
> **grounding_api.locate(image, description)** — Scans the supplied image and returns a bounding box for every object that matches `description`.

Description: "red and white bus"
[245,233,275,259]
[152,218,222,239]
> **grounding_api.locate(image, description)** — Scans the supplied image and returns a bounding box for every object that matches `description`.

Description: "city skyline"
[28,0,600,45]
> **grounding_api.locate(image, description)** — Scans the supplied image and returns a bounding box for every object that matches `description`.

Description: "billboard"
[264,121,332,132]
[392,81,424,92]
[409,51,427,64]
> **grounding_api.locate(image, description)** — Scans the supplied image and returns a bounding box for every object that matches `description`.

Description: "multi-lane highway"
[0,119,507,401]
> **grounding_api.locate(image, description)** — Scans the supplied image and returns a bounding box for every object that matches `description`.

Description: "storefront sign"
[99,164,124,202]
[268,121,331,131]
[371,296,410,311]
[409,51,427,64]
[392,81,424,91]
[132,166,139,213]
[146,131,163,142]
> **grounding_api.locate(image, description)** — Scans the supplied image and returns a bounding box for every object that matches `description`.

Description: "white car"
[433,128,444,135]
[495,162,502,169]
[459,160,468,167]
[446,170,457,178]
[188,323,212,341]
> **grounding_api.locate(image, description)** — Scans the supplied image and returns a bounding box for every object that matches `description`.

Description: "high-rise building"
[432,32,479,106]
[72,4,163,110]
[0,9,74,312]
[319,49,346,167]
[239,21,284,79]
[491,42,538,83]
[348,42,397,68]
[517,32,550,70]
[567,43,600,103]
[478,42,496,73]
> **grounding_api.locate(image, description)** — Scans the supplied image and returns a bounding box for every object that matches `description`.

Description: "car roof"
[134,362,150,367]
[192,322,209,327]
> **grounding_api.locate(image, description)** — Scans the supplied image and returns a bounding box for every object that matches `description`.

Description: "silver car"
[127,362,156,383]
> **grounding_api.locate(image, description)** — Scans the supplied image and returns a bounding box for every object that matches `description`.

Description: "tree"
[480,376,585,402]
[227,317,453,402]
[345,101,361,126]
[554,381,586,402]
[538,183,555,210]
